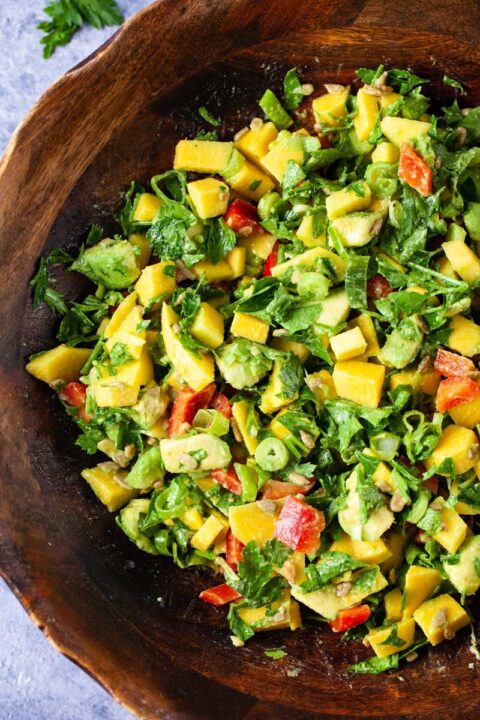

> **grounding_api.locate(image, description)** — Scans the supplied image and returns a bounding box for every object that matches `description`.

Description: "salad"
[26,65,480,673]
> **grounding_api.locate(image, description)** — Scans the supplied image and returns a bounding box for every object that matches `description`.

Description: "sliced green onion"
[370,432,401,462]
[259,89,293,130]
[255,437,289,472]
[192,409,229,437]
[345,255,369,309]
[235,463,258,502]
[365,162,398,199]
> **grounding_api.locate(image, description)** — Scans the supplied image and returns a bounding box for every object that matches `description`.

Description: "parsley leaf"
[29,255,68,314]
[205,219,236,264]
[300,552,368,592]
[224,540,287,607]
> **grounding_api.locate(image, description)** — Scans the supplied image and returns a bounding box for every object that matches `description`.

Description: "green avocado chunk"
[125,446,164,490]
[71,237,140,289]
[216,339,273,390]
[160,433,231,473]
[378,317,423,369]
[331,212,383,248]
[443,535,480,595]
[116,499,157,554]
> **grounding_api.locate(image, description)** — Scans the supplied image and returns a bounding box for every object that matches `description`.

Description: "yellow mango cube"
[187,177,229,219]
[449,396,480,428]
[260,145,304,184]
[133,193,161,222]
[326,181,371,220]
[104,292,137,338]
[380,92,401,110]
[381,532,407,576]
[180,507,205,531]
[438,254,459,279]
[271,338,310,364]
[349,314,380,357]
[312,87,350,127]
[237,591,300,632]
[380,116,431,147]
[271,246,346,281]
[26,345,91,385]
[231,312,269,344]
[367,618,415,658]
[363,449,395,493]
[226,155,274,200]
[234,121,278,163]
[425,424,478,476]
[229,501,278,547]
[114,347,154,387]
[447,315,480,357]
[192,259,233,282]
[190,302,224,349]
[329,533,392,565]
[225,246,246,278]
[384,588,403,621]
[330,327,367,361]
[354,88,379,142]
[371,142,400,164]
[306,369,337,402]
[402,566,441,618]
[94,380,139,407]
[128,233,151,268]
[174,139,233,173]
[135,261,176,308]
[238,231,277,260]
[161,303,214,391]
[191,514,226,551]
[390,369,440,396]
[231,400,259,455]
[433,504,468,554]
[452,478,480,515]
[332,360,385,408]
[442,239,480,283]
[413,594,470,646]
[296,214,326,248]
[259,359,298,414]
[105,331,146,360]
[81,464,137,512]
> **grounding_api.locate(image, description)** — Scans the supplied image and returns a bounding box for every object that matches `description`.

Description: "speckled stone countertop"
[0,3,150,718]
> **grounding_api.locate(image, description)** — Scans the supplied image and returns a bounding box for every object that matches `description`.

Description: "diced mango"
[447,315,480,357]
[238,231,277,260]
[161,303,214,391]
[354,88,379,142]
[174,140,233,173]
[144,417,168,440]
[134,262,176,308]
[231,400,259,455]
[363,449,395,493]
[111,306,144,338]
[390,369,440,396]
[452,478,480,515]
[371,142,400,164]
[332,360,385,408]
[402,566,441,618]
[190,302,224,349]
[234,121,278,164]
[433,503,468,554]
[384,588,403,621]
[425,424,478,476]
[237,591,299,632]
[306,369,337,402]
[329,533,392,565]
[380,92,401,110]
[128,233,151,268]
[229,501,278,547]
[231,312,269,344]
[26,345,91,385]
[312,88,350,127]
[330,327,367,361]
[326,181,371,220]
[261,145,304,184]
[367,618,416,658]
[81,464,137,511]
[133,193,162,222]
[225,151,274,200]
[94,380,139,407]
[259,359,298,414]
[104,292,137,338]
[349,314,380,357]
[97,317,110,336]
[296,214,327,248]
[191,514,226,551]
[105,331,145,360]
[381,531,407,576]
[192,259,233,282]
[180,507,205,531]
[187,178,229,219]
[442,239,480,283]
[225,246,246,278]
[438,254,459,280]
[380,116,431,147]
[413,593,470,646]
[271,246,346,281]
[271,338,310,364]
[449,396,480,428]
[114,347,154,387]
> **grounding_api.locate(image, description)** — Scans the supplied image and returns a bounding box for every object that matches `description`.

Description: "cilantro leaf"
[300,552,368,592]
[205,218,236,264]
[443,75,466,94]
[224,540,286,607]
[264,648,287,659]
[29,255,68,315]
[379,624,408,648]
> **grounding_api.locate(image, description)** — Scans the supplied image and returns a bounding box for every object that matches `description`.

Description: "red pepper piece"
[274,495,325,554]
[434,348,476,377]
[435,376,480,413]
[224,199,261,234]
[262,479,315,500]
[329,604,371,633]
[59,382,91,423]
[263,240,279,277]
[168,383,216,437]
[210,391,232,419]
[211,466,242,496]
[225,530,245,571]
[398,143,432,196]
[199,583,242,606]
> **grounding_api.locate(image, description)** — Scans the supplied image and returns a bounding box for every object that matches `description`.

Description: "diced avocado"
[159,433,231,473]
[216,339,273,389]
[378,317,423,369]
[314,288,350,328]
[271,246,346,282]
[338,470,394,542]
[443,535,480,595]
[125,446,164,490]
[116,499,157,554]
[331,212,383,248]
[131,384,169,430]
[464,202,480,241]
[71,238,140,289]
[446,223,467,243]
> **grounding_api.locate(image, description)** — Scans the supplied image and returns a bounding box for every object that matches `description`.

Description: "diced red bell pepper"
[435,376,480,413]
[225,530,245,571]
[168,383,216,436]
[329,604,371,633]
[366,273,393,299]
[211,466,242,496]
[274,495,325,554]
[263,241,279,277]
[262,479,315,500]
[398,143,432,197]
[224,199,261,234]
[210,391,232,419]
[434,348,476,377]
[59,382,91,423]
[199,583,242,606]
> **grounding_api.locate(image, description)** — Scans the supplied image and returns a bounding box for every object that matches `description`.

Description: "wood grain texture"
[1,1,480,718]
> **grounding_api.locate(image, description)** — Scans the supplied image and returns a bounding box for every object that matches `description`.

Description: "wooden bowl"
[1,1,480,717]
